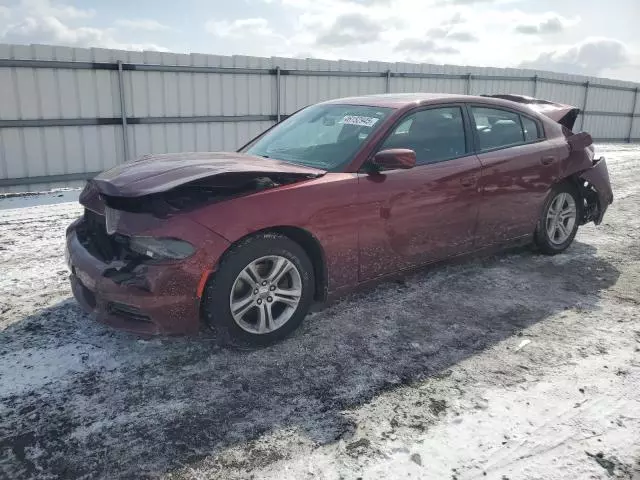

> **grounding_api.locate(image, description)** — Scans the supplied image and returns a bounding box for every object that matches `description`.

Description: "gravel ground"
[0,144,639,480]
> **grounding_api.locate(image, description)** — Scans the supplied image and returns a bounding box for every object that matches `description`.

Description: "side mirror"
[568,132,593,152]
[371,149,416,171]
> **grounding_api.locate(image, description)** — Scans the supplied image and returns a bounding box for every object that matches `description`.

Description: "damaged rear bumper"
[65,220,230,336]
[578,157,613,225]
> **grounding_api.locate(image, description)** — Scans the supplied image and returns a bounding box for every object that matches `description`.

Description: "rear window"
[472,107,524,151]
[471,107,543,151]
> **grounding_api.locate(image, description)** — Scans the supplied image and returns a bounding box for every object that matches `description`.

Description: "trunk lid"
[92,152,326,197]
[484,94,580,130]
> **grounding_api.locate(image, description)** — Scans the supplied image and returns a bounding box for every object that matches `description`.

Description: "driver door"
[357,105,483,281]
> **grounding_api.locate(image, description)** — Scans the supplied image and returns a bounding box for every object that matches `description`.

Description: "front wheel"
[203,233,315,346]
[534,184,581,255]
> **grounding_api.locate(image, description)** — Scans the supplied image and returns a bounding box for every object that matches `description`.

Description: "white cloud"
[218,1,636,81]
[520,38,630,76]
[115,19,172,32]
[0,6,11,20]
[315,12,381,46]
[438,0,512,4]
[423,14,477,42]
[20,0,95,20]
[0,0,636,82]
[0,0,168,51]
[206,17,277,38]
[394,38,459,55]
[3,15,166,50]
[514,14,577,35]
[444,31,474,41]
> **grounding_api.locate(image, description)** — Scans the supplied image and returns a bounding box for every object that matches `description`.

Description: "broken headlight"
[128,237,195,260]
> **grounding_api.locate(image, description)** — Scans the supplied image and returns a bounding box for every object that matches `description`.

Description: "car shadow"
[0,241,620,479]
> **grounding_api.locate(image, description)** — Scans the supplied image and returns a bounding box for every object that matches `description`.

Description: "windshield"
[242,104,393,171]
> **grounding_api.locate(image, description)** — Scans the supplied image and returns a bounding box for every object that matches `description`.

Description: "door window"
[379,107,467,165]
[521,115,541,142]
[471,107,525,151]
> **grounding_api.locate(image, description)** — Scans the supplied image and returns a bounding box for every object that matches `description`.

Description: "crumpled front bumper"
[578,156,613,225]
[65,220,230,336]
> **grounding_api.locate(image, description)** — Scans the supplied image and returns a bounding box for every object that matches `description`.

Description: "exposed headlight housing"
[128,237,195,260]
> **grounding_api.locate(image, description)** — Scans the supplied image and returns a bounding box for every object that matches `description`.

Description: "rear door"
[357,105,483,281]
[469,105,565,245]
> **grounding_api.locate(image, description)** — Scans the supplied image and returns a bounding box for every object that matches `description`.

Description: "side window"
[471,107,524,151]
[380,107,467,165]
[521,115,541,142]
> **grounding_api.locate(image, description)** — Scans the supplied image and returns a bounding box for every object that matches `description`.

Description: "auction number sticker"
[340,115,380,127]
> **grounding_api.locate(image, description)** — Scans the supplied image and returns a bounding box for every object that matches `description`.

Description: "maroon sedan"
[66,93,613,344]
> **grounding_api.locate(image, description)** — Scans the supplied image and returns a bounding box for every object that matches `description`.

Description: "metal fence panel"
[631,117,640,139]
[583,115,631,139]
[536,81,586,107]
[587,86,636,112]
[1,43,639,191]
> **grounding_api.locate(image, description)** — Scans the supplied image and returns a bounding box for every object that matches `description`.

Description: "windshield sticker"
[341,115,380,127]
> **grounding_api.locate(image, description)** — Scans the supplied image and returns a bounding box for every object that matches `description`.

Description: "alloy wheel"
[546,192,577,245]
[229,255,302,334]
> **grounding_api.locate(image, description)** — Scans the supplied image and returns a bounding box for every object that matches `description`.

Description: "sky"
[0,0,638,82]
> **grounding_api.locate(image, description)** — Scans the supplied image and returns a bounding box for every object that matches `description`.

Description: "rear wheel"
[534,183,581,254]
[203,233,314,346]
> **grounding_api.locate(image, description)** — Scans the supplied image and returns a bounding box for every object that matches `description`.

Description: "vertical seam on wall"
[234,57,239,150]
[191,60,197,150]
[160,61,168,153]
[276,66,281,122]
[175,62,182,152]
[0,130,6,180]
[54,54,68,178]
[32,54,50,178]
[579,81,590,132]
[11,60,29,178]
[90,51,105,171]
[627,87,638,143]
[127,54,137,158]
[205,58,212,151]
[145,67,151,155]
[71,50,86,175]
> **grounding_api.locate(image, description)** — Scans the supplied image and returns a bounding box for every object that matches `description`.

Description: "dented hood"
[485,94,580,130]
[92,152,326,197]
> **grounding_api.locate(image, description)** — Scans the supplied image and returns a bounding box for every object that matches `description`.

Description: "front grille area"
[76,209,124,262]
[107,302,152,323]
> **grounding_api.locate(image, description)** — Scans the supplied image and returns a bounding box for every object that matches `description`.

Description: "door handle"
[541,156,556,165]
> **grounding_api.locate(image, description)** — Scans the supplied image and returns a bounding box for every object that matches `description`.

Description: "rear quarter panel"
[190,174,361,292]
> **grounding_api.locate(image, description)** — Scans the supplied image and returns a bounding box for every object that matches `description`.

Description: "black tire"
[534,182,581,255]
[203,232,315,347]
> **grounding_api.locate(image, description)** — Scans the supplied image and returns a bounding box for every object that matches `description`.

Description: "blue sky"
[0,0,638,81]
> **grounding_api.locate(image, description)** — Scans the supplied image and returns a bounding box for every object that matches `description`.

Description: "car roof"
[321,93,522,109]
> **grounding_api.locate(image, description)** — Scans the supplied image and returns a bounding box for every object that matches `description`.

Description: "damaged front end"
[67,152,326,335]
[75,166,322,286]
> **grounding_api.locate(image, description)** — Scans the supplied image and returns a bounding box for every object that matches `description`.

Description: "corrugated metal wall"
[0,43,638,192]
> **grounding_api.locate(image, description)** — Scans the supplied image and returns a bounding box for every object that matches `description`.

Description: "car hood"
[91,152,326,197]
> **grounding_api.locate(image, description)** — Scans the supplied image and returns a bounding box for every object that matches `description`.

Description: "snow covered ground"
[0,144,639,479]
